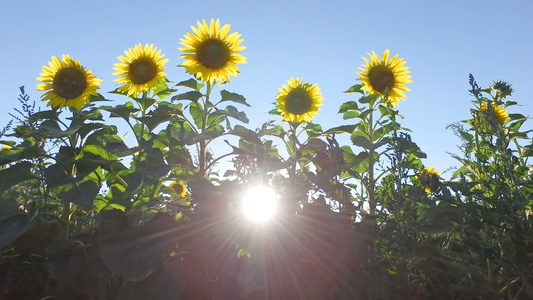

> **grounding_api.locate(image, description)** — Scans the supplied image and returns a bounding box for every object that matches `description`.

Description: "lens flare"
[242,186,277,221]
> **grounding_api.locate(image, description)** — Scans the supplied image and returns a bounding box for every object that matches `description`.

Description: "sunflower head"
[357,50,412,108]
[275,77,323,123]
[37,55,102,110]
[1,145,11,152]
[170,182,188,197]
[418,167,441,194]
[179,19,247,84]
[481,102,509,124]
[113,43,168,98]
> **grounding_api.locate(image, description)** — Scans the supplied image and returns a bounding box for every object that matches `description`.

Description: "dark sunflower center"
[172,184,184,195]
[285,88,312,115]
[129,58,158,84]
[368,65,395,94]
[197,39,230,69]
[52,67,87,100]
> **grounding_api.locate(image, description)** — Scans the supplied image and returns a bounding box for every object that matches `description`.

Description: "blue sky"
[1,0,532,177]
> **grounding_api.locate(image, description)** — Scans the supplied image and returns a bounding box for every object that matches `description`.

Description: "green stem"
[199,83,213,176]
[367,102,376,215]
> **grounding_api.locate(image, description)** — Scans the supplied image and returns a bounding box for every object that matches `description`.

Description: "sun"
[242,186,277,222]
[356,49,412,108]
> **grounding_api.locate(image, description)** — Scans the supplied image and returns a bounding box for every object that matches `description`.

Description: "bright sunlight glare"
[242,186,277,222]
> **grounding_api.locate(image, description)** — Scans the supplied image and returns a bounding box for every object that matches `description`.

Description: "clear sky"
[1,0,532,177]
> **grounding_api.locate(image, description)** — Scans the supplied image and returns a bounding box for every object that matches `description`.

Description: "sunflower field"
[1,19,532,300]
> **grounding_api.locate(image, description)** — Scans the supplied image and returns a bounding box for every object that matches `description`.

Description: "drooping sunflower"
[170,182,188,197]
[179,19,246,84]
[357,49,412,108]
[275,77,323,123]
[113,43,169,98]
[481,102,508,124]
[418,167,441,194]
[37,55,102,110]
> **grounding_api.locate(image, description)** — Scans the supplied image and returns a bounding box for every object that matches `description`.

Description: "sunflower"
[418,167,441,194]
[37,55,102,110]
[170,182,188,197]
[275,77,323,123]
[1,145,10,151]
[481,102,508,124]
[179,19,246,83]
[113,43,168,98]
[357,49,412,108]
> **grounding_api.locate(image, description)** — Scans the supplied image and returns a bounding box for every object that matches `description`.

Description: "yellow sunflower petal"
[357,49,412,108]
[36,55,101,110]
[179,19,247,84]
[113,43,168,98]
[275,77,323,123]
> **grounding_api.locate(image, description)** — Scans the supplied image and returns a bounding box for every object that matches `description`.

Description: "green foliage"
[2,57,533,300]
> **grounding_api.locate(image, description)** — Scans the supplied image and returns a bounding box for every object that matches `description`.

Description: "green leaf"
[44,163,69,188]
[194,125,225,143]
[260,124,285,137]
[304,122,322,134]
[75,145,119,169]
[231,125,261,144]
[0,138,43,164]
[351,135,372,149]
[344,84,364,94]
[28,110,59,122]
[60,180,99,209]
[324,125,357,135]
[100,102,139,120]
[377,104,391,117]
[175,78,199,90]
[168,120,196,145]
[219,90,250,107]
[0,162,37,192]
[95,186,127,213]
[152,80,176,100]
[268,108,282,116]
[137,148,171,180]
[75,123,107,141]
[342,146,368,167]
[80,108,104,121]
[343,111,359,120]
[508,119,526,133]
[224,105,249,123]
[98,212,179,281]
[135,115,172,132]
[88,93,111,102]
[508,113,526,121]
[237,248,252,258]
[338,101,359,113]
[359,94,379,105]
[0,211,31,248]
[189,102,204,128]
[152,101,184,116]
[137,97,158,112]
[459,131,474,142]
[419,206,460,234]
[172,91,203,102]
[39,119,81,138]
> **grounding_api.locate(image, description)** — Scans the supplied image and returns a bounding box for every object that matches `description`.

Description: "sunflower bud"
[490,80,513,100]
